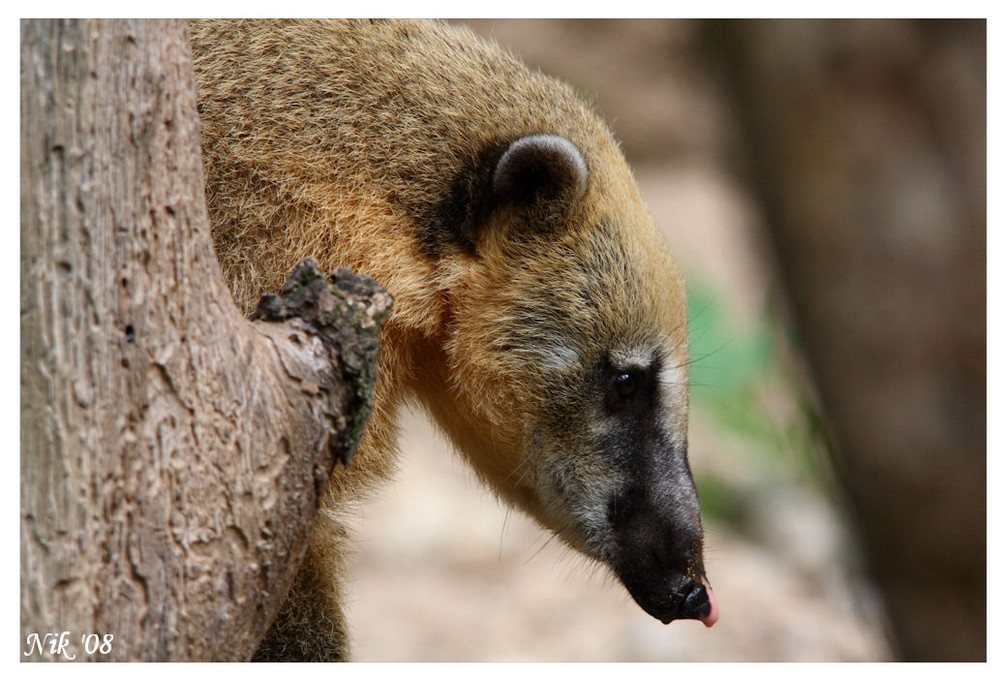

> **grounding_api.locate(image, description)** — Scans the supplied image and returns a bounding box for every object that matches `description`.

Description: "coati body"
[190,19,717,661]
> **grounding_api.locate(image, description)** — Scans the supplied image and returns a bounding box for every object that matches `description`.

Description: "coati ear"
[424,134,589,257]
[491,134,588,211]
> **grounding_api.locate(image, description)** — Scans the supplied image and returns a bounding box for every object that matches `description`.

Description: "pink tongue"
[700,583,719,627]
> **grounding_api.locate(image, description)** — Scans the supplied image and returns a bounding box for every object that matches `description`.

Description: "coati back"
[190,19,717,660]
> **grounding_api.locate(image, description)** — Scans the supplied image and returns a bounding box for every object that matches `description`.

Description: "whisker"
[524,530,560,565]
[498,506,511,562]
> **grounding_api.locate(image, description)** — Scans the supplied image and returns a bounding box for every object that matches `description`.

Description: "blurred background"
[342,20,986,661]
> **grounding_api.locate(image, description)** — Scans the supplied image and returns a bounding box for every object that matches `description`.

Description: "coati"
[189,19,718,660]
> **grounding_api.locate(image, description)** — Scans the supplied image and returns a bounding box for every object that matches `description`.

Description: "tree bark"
[705,19,986,661]
[20,19,391,661]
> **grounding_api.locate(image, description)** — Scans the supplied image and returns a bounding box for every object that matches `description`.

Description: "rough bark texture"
[20,19,391,661]
[705,19,985,661]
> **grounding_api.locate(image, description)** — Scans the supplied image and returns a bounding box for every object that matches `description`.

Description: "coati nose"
[676,578,719,627]
[660,577,719,627]
[615,557,720,628]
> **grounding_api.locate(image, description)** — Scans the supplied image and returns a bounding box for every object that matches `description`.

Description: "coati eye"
[605,367,648,412]
[615,372,637,398]
[602,353,661,414]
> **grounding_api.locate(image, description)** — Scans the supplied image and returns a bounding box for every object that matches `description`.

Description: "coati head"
[416,133,718,628]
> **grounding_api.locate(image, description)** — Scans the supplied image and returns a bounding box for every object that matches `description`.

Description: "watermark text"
[23,632,114,660]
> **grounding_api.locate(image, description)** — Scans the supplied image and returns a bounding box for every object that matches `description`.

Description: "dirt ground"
[341,20,894,662]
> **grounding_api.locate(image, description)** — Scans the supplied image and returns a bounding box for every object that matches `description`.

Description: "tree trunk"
[20,19,391,661]
[705,19,986,661]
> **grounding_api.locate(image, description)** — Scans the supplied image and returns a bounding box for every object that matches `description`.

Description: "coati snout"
[607,451,718,626]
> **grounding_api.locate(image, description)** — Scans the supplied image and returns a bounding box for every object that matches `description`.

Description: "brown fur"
[191,19,704,661]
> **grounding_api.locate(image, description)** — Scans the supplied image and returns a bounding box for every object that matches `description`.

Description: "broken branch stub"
[254,258,394,466]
